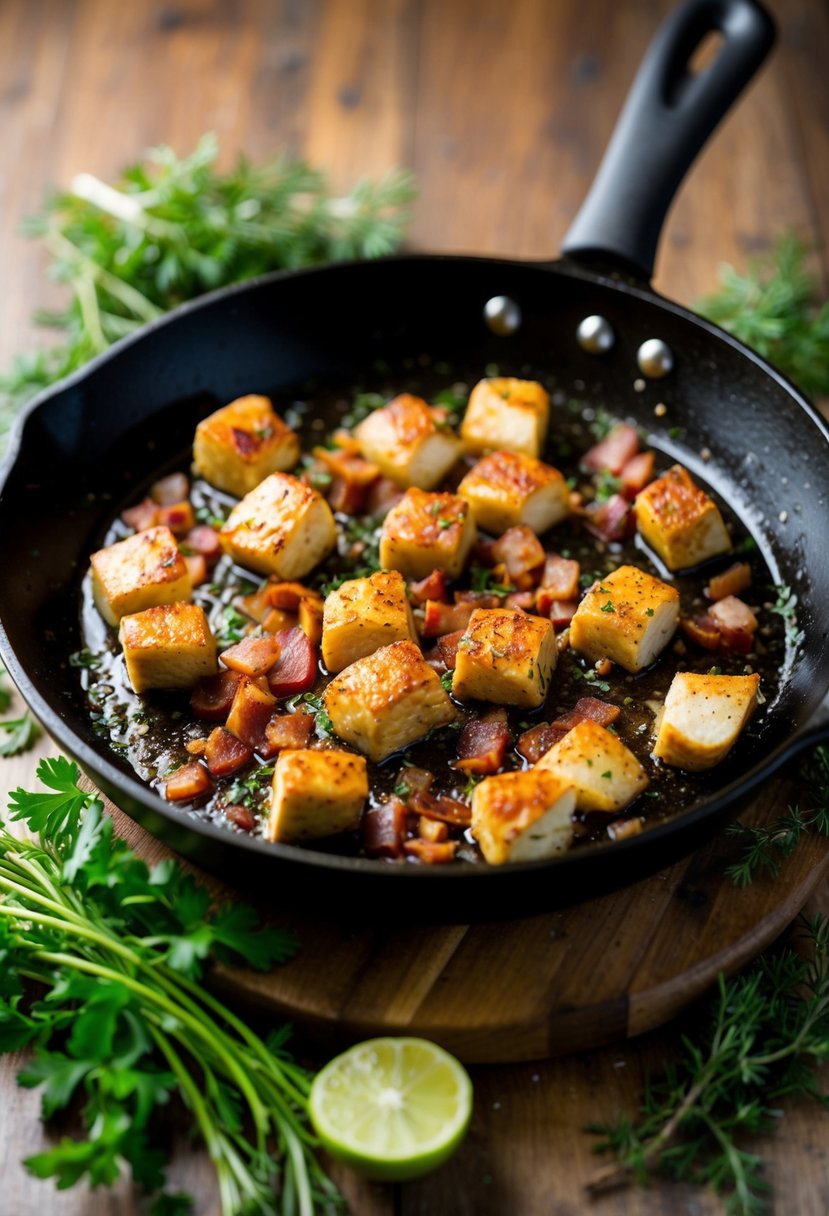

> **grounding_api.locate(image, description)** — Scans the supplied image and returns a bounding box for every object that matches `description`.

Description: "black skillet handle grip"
[561,0,775,279]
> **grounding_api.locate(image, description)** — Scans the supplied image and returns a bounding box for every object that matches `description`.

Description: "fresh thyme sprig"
[587,913,829,1215]
[0,133,415,446]
[697,233,829,399]
[726,747,829,886]
[0,756,341,1215]
[587,745,829,1214]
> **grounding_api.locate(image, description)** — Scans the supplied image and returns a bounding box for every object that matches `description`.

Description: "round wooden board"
[94,768,829,1065]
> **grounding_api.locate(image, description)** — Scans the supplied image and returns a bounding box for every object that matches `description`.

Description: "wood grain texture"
[2,0,829,1212]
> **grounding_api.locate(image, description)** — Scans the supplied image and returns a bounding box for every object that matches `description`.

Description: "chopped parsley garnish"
[601,601,615,613]
[470,566,515,598]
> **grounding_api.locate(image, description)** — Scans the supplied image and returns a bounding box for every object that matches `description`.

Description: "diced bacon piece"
[472,538,497,566]
[491,526,546,580]
[505,591,535,611]
[164,762,213,802]
[410,790,472,828]
[267,628,318,697]
[328,477,367,515]
[158,502,196,536]
[364,797,409,859]
[708,595,758,653]
[608,816,644,841]
[516,722,569,764]
[121,498,159,532]
[456,710,511,775]
[583,423,639,475]
[267,581,316,610]
[366,476,405,517]
[190,669,244,720]
[544,598,579,628]
[403,839,458,864]
[409,569,449,605]
[453,590,502,608]
[620,451,655,499]
[151,472,190,506]
[262,608,298,634]
[220,635,282,678]
[419,816,449,842]
[571,696,621,727]
[437,629,464,670]
[706,562,752,602]
[238,583,276,624]
[226,805,257,832]
[184,525,222,564]
[540,554,580,600]
[399,766,434,796]
[680,615,723,651]
[184,554,208,587]
[583,493,632,543]
[421,599,476,638]
[204,727,253,777]
[263,711,315,755]
[226,680,277,752]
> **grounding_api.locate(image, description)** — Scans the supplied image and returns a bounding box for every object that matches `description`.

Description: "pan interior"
[2,255,827,876]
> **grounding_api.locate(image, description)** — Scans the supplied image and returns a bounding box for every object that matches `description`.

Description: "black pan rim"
[1,250,827,883]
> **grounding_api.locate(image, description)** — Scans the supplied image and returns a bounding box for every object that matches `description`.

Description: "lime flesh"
[309,1036,473,1181]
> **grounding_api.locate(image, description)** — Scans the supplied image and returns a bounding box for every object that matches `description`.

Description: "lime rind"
[309,1036,473,1181]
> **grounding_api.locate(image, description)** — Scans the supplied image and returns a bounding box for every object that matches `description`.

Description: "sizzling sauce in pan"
[74,367,787,863]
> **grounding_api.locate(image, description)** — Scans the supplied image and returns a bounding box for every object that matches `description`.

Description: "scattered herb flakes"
[601,601,615,614]
[771,582,805,650]
[441,670,455,692]
[69,647,104,669]
[469,566,515,598]
[342,391,386,429]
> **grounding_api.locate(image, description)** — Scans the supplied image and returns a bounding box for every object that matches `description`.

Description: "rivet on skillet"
[483,295,522,335]
[637,338,674,378]
[576,314,614,354]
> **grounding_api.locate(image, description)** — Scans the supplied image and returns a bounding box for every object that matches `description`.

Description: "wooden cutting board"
[96,767,829,1065]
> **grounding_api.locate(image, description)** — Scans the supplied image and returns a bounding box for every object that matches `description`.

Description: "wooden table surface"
[2,0,829,1213]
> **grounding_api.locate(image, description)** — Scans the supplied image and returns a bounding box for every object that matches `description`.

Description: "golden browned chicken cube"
[456,449,570,536]
[452,608,556,708]
[652,671,760,770]
[221,472,337,579]
[266,748,368,842]
[119,602,217,694]
[323,639,455,761]
[460,377,550,458]
[354,393,463,489]
[536,718,648,813]
[379,487,477,580]
[90,525,191,627]
[193,394,301,498]
[569,564,679,673]
[634,464,732,570]
[321,569,417,673]
[471,769,576,864]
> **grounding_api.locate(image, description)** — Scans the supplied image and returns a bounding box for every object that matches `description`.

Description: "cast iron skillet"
[2,0,828,920]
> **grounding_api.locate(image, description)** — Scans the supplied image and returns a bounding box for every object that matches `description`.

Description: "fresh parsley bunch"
[0,756,341,1215]
[0,133,415,443]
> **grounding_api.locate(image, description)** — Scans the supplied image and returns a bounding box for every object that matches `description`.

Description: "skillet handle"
[561,0,775,279]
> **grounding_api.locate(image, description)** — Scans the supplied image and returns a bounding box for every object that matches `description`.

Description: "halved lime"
[309,1036,473,1181]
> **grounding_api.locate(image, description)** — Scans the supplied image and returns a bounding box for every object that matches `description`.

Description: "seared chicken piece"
[379,487,477,580]
[193,395,301,498]
[221,472,336,579]
[119,602,216,693]
[457,449,569,536]
[652,671,760,770]
[452,608,556,709]
[471,769,576,864]
[460,377,550,459]
[267,748,368,841]
[355,393,462,489]
[91,525,191,627]
[634,464,731,570]
[324,639,455,761]
[322,569,417,673]
[536,718,648,813]
[569,564,679,673]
